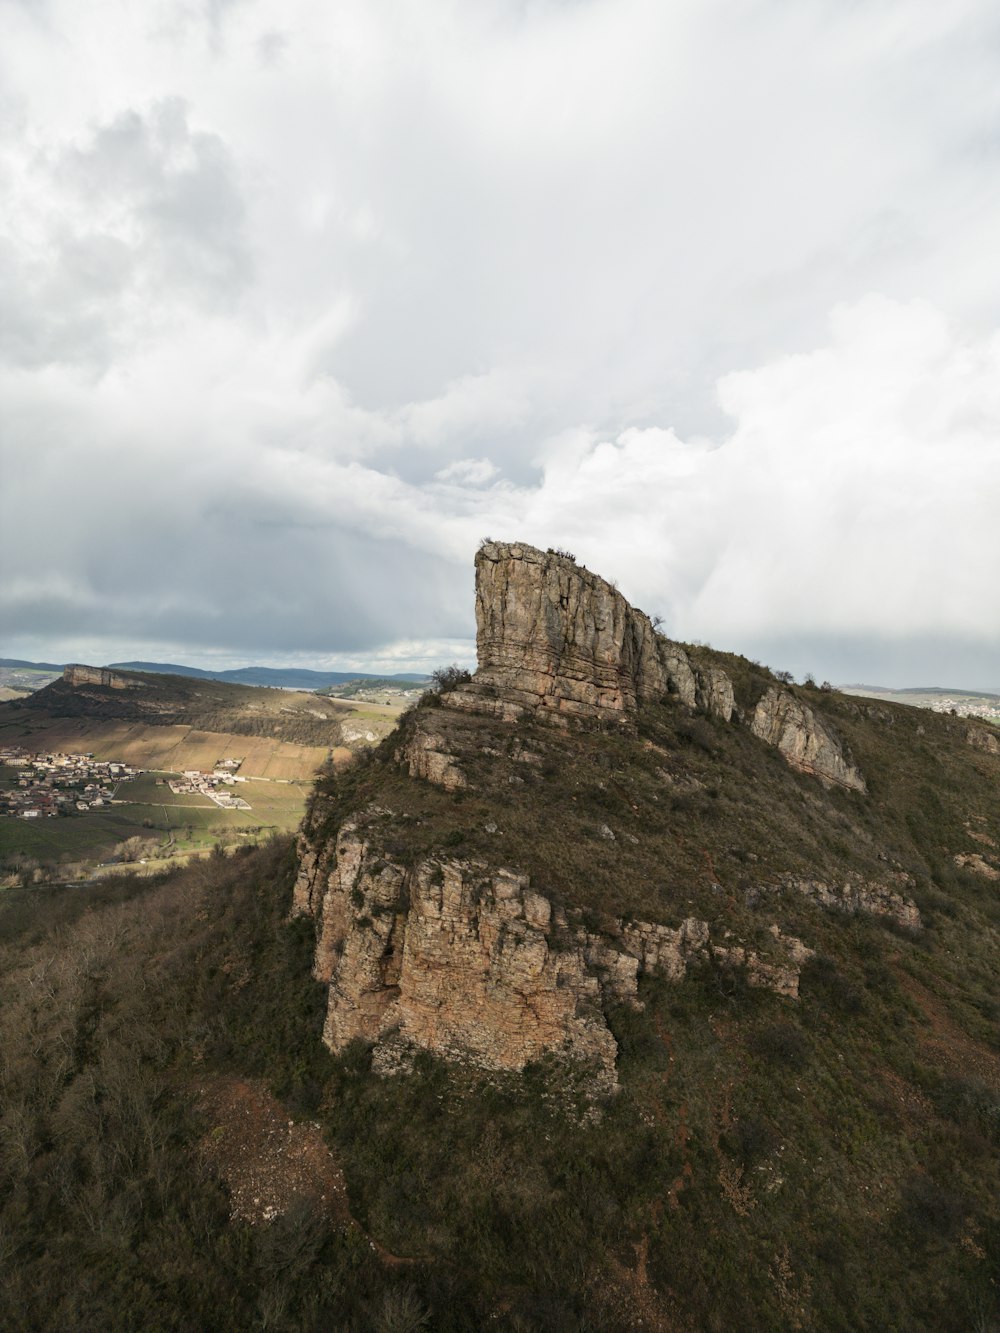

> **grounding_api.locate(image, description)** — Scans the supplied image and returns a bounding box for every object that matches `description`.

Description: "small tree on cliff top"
[431,665,472,693]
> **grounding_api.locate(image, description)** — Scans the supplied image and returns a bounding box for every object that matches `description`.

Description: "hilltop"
[2,663,412,757]
[842,682,1000,726]
[0,657,429,692]
[1,544,998,1331]
[291,541,1000,1327]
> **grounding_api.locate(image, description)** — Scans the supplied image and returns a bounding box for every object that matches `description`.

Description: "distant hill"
[840,682,1000,725]
[841,682,1000,698]
[0,658,66,672]
[0,657,428,690]
[0,663,64,696]
[8,664,358,749]
[108,661,429,689]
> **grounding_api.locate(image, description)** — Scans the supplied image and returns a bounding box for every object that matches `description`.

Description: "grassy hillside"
[2,661,998,1329]
[10,669,357,746]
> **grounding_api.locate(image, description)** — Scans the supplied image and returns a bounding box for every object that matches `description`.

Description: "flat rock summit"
[424,541,865,791]
[293,542,929,1092]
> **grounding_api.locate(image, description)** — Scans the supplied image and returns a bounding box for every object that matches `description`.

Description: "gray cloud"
[2,0,999,683]
[58,99,251,307]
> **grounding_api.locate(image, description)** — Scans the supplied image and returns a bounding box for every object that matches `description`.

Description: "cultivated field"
[0,716,333,781]
[0,666,374,881]
[0,773,316,876]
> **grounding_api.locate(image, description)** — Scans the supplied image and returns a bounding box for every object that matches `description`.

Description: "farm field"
[1,779,313,877]
[0,715,333,781]
[0,763,330,882]
[0,666,366,882]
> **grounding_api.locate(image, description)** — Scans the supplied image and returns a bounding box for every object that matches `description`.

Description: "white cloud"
[3,1,1000,683]
[434,458,501,487]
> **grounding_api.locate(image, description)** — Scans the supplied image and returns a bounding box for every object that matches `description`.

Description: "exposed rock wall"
[294,821,817,1090]
[396,717,467,791]
[750,687,867,792]
[436,543,865,798]
[63,664,133,689]
[967,726,1000,756]
[750,873,921,931]
[694,666,735,724]
[303,823,621,1092]
[448,542,706,725]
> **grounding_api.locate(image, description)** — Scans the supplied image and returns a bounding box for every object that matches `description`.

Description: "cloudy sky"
[3,0,999,686]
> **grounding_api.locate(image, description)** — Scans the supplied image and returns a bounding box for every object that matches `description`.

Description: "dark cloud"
[1,1,998,681]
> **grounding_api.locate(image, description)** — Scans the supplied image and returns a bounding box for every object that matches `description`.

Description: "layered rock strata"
[409,541,865,797]
[64,664,134,689]
[397,717,467,791]
[294,822,815,1090]
[448,542,709,725]
[750,687,867,792]
[749,873,921,931]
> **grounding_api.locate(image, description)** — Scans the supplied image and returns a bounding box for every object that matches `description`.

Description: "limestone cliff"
[292,815,819,1090]
[64,664,135,690]
[303,822,618,1090]
[408,541,865,794]
[750,686,867,792]
[448,541,704,725]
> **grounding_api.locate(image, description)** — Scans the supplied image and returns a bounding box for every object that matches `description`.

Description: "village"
[927,695,1000,722]
[164,758,252,810]
[0,747,140,819]
[0,748,253,817]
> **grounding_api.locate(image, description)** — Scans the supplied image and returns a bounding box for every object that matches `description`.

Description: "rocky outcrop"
[428,543,864,797]
[290,540,889,1093]
[397,717,467,791]
[304,823,620,1092]
[294,820,815,1091]
[448,542,714,726]
[64,664,134,689]
[750,687,866,792]
[954,853,1000,881]
[752,873,921,931]
[967,726,1000,756]
[695,666,735,724]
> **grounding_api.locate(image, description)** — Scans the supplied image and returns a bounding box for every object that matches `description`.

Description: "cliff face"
[751,687,867,792]
[292,540,913,1093]
[449,541,704,725]
[418,541,861,790]
[292,816,830,1091]
[299,823,619,1090]
[64,664,134,689]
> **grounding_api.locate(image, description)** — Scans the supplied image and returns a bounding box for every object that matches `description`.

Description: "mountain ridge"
[0,657,428,690]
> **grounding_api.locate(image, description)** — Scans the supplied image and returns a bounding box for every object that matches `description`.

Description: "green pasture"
[1,772,310,874]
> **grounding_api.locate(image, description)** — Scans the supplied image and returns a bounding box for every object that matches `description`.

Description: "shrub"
[725,1115,778,1169]
[431,665,472,693]
[898,1172,967,1239]
[750,1022,810,1070]
[676,716,719,755]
